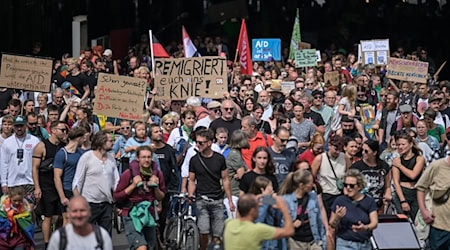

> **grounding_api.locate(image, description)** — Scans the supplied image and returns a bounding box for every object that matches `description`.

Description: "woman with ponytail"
[279,170,329,250]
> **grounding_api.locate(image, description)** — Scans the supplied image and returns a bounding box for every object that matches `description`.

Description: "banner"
[237,19,252,75]
[324,71,340,86]
[294,49,317,68]
[360,39,389,65]
[94,73,146,120]
[386,58,429,83]
[252,38,281,61]
[289,9,301,60]
[0,54,53,92]
[154,56,228,100]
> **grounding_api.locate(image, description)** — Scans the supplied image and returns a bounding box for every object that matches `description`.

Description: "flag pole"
[149,29,156,79]
[231,19,244,86]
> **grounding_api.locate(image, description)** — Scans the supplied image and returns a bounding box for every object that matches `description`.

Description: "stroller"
[370,213,424,250]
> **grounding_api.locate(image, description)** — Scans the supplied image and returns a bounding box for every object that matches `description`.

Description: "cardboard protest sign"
[294,49,317,68]
[324,71,340,86]
[0,54,53,92]
[360,39,389,65]
[252,38,281,61]
[94,73,146,121]
[386,58,429,83]
[281,81,295,95]
[154,57,228,100]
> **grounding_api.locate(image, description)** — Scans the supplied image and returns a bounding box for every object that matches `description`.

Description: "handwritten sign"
[252,38,281,61]
[360,39,389,65]
[94,73,146,120]
[0,54,53,92]
[386,58,429,83]
[324,71,340,86]
[294,49,317,68]
[154,57,227,100]
[281,81,295,95]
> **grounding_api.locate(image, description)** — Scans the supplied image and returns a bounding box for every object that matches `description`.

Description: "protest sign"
[294,49,317,68]
[360,39,389,65]
[281,81,295,95]
[0,54,53,92]
[154,57,228,100]
[252,38,281,61]
[386,58,428,83]
[324,71,340,86]
[94,73,146,121]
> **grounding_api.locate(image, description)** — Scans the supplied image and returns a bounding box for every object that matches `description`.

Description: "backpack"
[40,147,68,173]
[58,224,104,250]
[175,127,190,165]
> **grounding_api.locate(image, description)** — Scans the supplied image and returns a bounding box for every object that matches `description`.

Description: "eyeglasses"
[28,122,38,126]
[56,128,67,133]
[314,96,322,100]
[196,140,209,145]
[344,183,357,189]
[224,107,234,112]
[121,126,131,130]
[279,138,289,143]
[164,122,174,126]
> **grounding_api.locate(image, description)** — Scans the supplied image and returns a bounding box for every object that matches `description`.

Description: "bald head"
[238,194,258,217]
[69,195,90,211]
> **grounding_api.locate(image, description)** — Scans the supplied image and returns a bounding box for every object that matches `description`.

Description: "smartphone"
[260,195,276,206]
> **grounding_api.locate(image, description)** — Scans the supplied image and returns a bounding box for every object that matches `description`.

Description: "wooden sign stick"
[433,61,447,79]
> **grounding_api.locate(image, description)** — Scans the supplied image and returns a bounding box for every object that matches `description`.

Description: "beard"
[386,102,397,111]
[260,101,269,108]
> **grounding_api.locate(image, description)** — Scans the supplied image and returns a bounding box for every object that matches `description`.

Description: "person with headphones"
[124,121,160,170]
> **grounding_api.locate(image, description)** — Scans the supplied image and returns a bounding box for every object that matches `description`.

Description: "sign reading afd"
[252,39,281,61]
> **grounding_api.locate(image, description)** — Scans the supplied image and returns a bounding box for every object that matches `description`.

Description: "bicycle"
[164,192,208,250]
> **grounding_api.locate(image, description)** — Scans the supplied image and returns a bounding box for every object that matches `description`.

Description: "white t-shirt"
[47,224,113,250]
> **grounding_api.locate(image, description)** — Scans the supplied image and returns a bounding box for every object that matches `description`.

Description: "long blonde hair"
[342,84,357,103]
[278,169,312,195]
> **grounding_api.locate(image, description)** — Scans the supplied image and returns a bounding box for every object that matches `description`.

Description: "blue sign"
[252,38,281,62]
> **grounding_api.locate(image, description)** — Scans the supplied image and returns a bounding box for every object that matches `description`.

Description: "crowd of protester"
[0,34,449,250]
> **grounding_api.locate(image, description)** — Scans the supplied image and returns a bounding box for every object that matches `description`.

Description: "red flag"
[236,19,252,75]
[151,34,170,58]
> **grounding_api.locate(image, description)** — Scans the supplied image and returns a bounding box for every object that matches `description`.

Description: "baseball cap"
[103,49,112,57]
[13,116,27,125]
[61,81,71,90]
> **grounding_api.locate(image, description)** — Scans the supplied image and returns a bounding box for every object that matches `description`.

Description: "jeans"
[429,226,450,250]
[336,237,372,250]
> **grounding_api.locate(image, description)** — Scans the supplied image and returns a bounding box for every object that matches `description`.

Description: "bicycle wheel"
[164,218,180,249]
[182,220,199,250]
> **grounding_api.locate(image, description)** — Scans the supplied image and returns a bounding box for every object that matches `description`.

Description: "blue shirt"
[53,148,84,190]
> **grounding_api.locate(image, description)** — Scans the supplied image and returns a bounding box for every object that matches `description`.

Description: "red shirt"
[113,160,166,217]
[298,149,315,165]
[241,131,273,170]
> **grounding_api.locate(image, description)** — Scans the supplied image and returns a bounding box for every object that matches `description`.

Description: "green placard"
[294,49,317,68]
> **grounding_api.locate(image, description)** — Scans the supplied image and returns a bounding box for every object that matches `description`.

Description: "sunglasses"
[121,126,131,130]
[196,140,209,145]
[297,87,304,91]
[28,122,38,126]
[363,149,370,154]
[210,108,221,113]
[224,107,234,112]
[164,122,174,126]
[314,96,322,100]
[279,138,289,143]
[56,128,67,133]
[344,183,357,189]
[231,88,239,92]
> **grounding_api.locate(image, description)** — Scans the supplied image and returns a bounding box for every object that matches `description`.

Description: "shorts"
[123,216,156,250]
[60,190,74,212]
[196,199,224,237]
[38,193,62,217]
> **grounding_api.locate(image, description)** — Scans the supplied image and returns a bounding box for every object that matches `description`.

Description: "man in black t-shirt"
[209,99,241,143]
[188,128,234,250]
[300,95,325,134]
[65,57,90,101]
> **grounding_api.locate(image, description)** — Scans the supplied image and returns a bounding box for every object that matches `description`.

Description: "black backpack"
[58,224,104,250]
